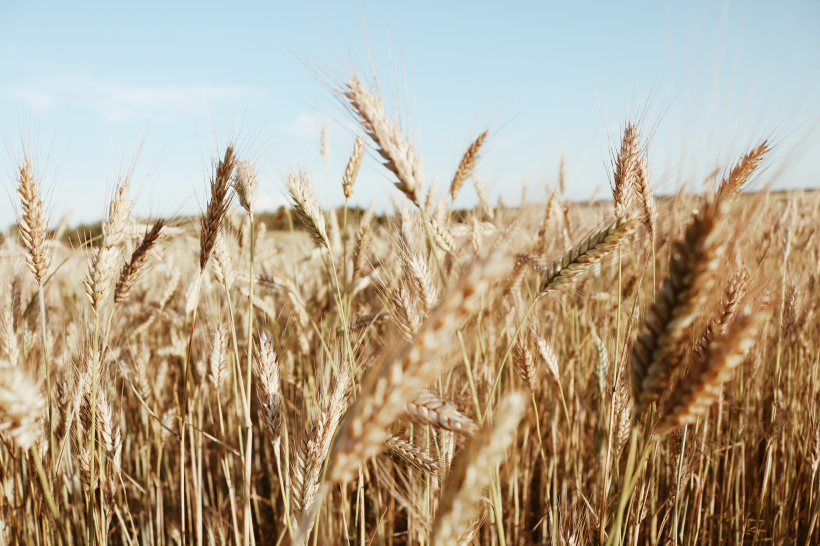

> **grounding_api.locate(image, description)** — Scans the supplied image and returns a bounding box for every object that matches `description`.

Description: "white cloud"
[1,76,266,121]
[286,112,326,138]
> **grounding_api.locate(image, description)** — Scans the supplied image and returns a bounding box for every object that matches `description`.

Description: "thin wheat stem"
[31,444,68,544]
[420,206,448,288]
[38,286,55,475]
[484,297,540,421]
[673,424,688,545]
[458,330,482,421]
[244,212,256,546]
[89,309,102,544]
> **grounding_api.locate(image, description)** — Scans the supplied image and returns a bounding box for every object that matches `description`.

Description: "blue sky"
[1,0,818,226]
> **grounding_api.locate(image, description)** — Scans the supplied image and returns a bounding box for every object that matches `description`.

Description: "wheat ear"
[635,156,656,243]
[449,131,488,202]
[15,158,52,285]
[536,213,637,293]
[612,123,641,217]
[385,436,439,473]
[716,142,769,205]
[233,160,258,213]
[286,171,330,250]
[84,176,133,312]
[352,202,375,280]
[255,332,282,449]
[655,307,765,436]
[293,369,352,536]
[342,136,367,199]
[0,364,45,449]
[406,393,478,435]
[344,75,422,205]
[199,144,236,271]
[631,199,726,413]
[114,219,164,303]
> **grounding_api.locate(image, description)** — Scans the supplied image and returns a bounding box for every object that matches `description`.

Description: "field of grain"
[0,74,818,546]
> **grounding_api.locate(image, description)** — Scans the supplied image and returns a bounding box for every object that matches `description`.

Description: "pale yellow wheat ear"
[343,75,423,206]
[449,130,488,202]
[472,174,494,221]
[327,248,513,484]
[342,136,366,199]
[200,144,236,271]
[233,160,259,213]
[15,158,52,286]
[635,156,656,243]
[255,332,282,449]
[0,288,19,366]
[352,202,375,280]
[406,392,478,435]
[208,324,229,392]
[292,367,352,538]
[286,171,330,251]
[84,175,133,313]
[385,435,440,472]
[0,362,45,449]
[431,391,526,546]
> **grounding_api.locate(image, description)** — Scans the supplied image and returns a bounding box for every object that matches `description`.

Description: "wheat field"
[0,74,818,546]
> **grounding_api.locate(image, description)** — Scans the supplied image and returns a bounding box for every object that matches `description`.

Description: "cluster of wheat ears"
[0,71,818,546]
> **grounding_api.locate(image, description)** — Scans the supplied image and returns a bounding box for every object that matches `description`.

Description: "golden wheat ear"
[631,197,727,414]
[114,219,164,304]
[15,158,52,286]
[199,144,236,271]
[611,123,641,217]
[654,306,766,437]
[449,130,488,203]
[716,141,769,206]
[537,212,638,294]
